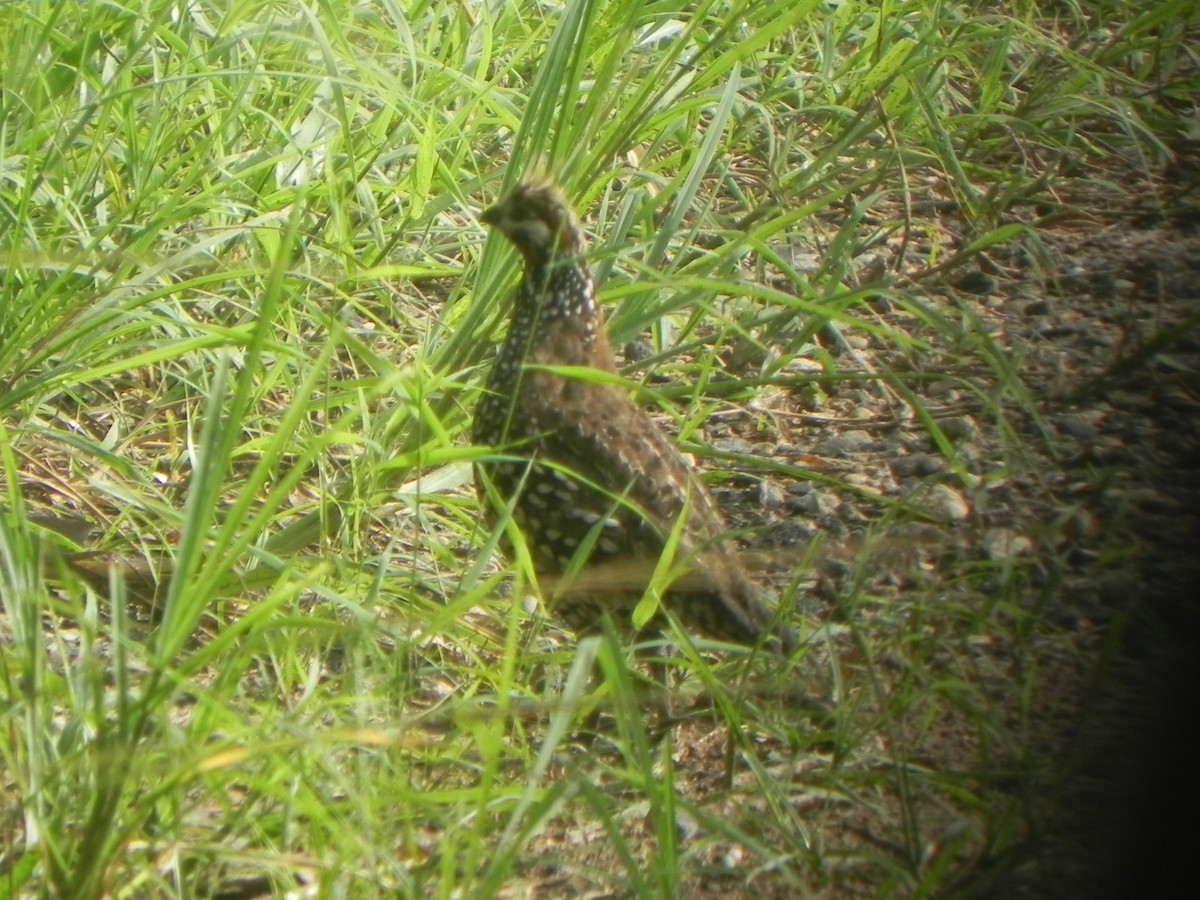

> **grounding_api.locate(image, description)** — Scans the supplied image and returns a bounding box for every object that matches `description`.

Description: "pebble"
[957,270,996,295]
[797,490,840,517]
[815,430,873,456]
[982,529,1034,560]
[711,436,756,456]
[622,338,655,363]
[937,416,978,443]
[891,454,945,478]
[1054,417,1098,443]
[912,483,970,522]
[758,479,787,509]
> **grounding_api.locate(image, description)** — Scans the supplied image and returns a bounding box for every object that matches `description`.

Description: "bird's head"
[480,179,586,264]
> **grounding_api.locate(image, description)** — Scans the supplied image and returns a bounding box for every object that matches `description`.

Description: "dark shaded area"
[1058,373,1200,899]
[959,349,1200,898]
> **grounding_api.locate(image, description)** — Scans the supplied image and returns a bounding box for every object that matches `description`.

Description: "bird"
[472,177,795,654]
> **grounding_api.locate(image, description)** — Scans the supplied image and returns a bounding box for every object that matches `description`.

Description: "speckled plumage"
[473,179,794,652]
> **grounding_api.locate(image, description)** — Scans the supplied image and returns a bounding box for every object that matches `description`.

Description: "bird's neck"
[502,255,612,371]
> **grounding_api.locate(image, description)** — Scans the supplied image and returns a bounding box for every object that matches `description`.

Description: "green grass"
[2,0,1197,895]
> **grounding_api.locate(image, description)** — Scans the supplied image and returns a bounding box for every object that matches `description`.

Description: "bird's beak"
[479,203,503,226]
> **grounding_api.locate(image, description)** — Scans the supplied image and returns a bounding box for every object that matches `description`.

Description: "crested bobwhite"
[473,178,794,653]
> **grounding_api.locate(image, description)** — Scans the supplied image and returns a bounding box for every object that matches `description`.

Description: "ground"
[4,156,1197,897]
[505,161,1200,896]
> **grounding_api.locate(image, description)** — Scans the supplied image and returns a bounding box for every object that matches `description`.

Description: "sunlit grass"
[1,0,1195,894]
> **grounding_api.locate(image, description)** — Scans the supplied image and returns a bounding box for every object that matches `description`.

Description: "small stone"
[762,519,816,545]
[891,454,944,478]
[712,436,756,456]
[815,430,873,456]
[674,808,704,840]
[927,381,959,399]
[912,483,970,522]
[854,253,889,286]
[957,270,995,295]
[800,491,840,518]
[758,479,787,509]
[981,528,1033,559]
[937,416,978,443]
[622,337,655,363]
[1054,417,1097,443]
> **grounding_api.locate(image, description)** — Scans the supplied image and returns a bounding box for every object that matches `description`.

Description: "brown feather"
[473,179,794,652]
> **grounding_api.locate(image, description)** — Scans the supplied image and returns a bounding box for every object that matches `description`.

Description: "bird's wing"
[522,370,727,550]
[530,375,786,643]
